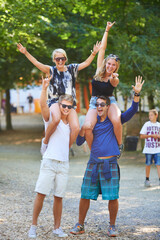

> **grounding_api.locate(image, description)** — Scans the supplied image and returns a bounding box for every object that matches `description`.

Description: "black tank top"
[92,79,115,97]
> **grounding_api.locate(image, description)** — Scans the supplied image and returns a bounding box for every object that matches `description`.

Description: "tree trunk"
[0,91,2,131]
[147,94,154,109]
[5,89,12,130]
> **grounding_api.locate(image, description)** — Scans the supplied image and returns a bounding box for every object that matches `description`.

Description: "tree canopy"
[0,0,160,128]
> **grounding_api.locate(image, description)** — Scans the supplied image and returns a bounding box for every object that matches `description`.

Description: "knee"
[54,196,63,201]
[37,193,46,200]
[70,123,80,134]
[111,118,121,127]
[83,121,93,131]
[51,116,60,126]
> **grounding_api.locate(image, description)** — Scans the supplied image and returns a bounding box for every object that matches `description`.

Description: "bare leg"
[156,165,160,178]
[67,109,80,148]
[83,109,97,150]
[32,193,46,225]
[108,103,122,145]
[146,165,151,178]
[83,142,87,153]
[53,196,63,229]
[108,199,118,226]
[78,198,90,225]
[43,103,61,144]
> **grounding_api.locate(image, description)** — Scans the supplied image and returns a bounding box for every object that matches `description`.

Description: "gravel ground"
[0,113,160,240]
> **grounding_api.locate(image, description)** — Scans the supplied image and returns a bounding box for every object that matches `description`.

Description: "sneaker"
[53,227,68,238]
[40,138,48,156]
[107,225,118,237]
[70,222,85,235]
[28,225,37,238]
[117,144,124,159]
[144,180,151,187]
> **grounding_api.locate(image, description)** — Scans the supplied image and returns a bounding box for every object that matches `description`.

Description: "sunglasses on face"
[55,57,66,62]
[60,103,73,109]
[95,103,107,107]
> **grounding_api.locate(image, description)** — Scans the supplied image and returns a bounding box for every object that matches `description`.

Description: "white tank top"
[43,114,70,161]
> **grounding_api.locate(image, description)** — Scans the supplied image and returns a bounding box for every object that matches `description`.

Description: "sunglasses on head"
[95,103,107,107]
[55,57,66,62]
[108,54,120,62]
[60,103,73,109]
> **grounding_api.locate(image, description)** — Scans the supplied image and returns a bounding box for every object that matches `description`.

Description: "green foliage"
[0,0,159,101]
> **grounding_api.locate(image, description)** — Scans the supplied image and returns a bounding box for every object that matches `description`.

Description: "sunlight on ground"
[142,186,160,191]
[71,175,84,178]
[134,226,160,235]
[14,138,41,145]
[0,219,6,224]
[65,192,80,198]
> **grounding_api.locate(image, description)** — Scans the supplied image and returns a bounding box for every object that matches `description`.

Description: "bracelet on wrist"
[134,92,140,97]
[91,50,96,56]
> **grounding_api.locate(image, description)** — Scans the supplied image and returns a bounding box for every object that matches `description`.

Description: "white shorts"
[35,158,69,197]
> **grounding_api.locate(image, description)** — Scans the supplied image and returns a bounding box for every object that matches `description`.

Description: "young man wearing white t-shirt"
[140,109,160,187]
[28,76,73,238]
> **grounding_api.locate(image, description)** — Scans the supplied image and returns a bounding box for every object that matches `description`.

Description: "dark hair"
[97,96,110,105]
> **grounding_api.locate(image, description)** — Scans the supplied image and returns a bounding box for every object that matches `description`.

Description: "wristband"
[134,92,140,96]
[91,50,96,56]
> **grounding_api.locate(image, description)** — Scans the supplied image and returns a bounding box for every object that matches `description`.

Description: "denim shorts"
[89,96,117,110]
[145,153,160,166]
[81,162,120,200]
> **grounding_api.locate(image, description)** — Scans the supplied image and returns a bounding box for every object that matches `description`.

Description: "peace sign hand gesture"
[42,75,52,90]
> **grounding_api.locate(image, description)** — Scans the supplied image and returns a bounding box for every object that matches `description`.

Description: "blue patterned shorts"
[81,162,120,200]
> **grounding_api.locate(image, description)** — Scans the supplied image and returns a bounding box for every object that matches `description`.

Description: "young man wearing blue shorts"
[140,109,160,187]
[71,76,144,237]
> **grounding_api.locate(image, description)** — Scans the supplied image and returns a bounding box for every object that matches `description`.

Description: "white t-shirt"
[140,121,160,154]
[43,114,70,161]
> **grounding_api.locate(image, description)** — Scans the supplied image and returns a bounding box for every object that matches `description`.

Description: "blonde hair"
[94,54,120,81]
[149,109,158,116]
[59,94,73,105]
[51,48,68,62]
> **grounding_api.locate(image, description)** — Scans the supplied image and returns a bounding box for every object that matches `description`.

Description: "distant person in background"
[140,109,160,187]
[79,108,88,153]
[1,99,6,115]
[27,93,34,113]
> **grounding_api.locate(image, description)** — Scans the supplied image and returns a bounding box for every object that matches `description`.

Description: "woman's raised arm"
[17,43,50,75]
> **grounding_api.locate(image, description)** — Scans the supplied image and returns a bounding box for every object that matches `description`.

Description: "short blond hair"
[59,94,73,105]
[149,109,158,116]
[51,48,68,62]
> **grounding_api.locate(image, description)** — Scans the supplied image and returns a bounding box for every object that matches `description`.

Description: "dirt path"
[0,114,160,240]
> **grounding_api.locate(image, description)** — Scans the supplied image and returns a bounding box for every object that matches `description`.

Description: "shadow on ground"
[0,113,160,240]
